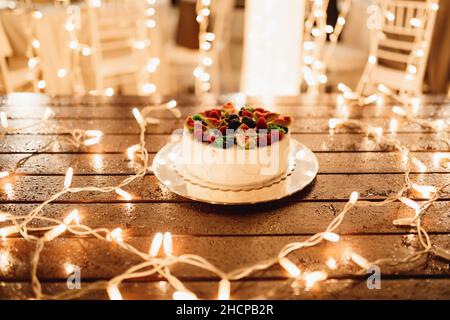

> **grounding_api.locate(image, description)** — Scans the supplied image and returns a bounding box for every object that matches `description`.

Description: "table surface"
[0,93,449,300]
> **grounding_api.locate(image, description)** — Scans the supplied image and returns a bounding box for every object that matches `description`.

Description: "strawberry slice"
[255,116,267,129]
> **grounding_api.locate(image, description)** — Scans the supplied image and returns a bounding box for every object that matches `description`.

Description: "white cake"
[181,103,293,188]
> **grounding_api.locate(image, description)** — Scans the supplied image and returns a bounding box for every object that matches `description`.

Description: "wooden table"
[0,93,449,300]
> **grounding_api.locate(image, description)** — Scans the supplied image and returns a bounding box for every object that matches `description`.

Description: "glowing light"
[337,17,346,25]
[89,0,101,7]
[303,41,314,50]
[81,47,91,56]
[218,279,230,300]
[416,49,424,57]
[350,253,370,269]
[0,251,11,271]
[44,223,67,241]
[107,284,123,300]
[69,41,78,49]
[337,83,351,93]
[407,65,417,74]
[203,57,213,66]
[201,0,211,5]
[385,11,395,21]
[173,291,197,300]
[0,112,8,129]
[32,39,40,49]
[132,108,145,125]
[64,209,80,225]
[133,41,146,50]
[389,119,398,133]
[115,188,132,201]
[145,19,156,28]
[326,257,337,270]
[392,106,407,116]
[399,197,421,212]
[105,88,114,97]
[0,213,8,222]
[107,228,123,243]
[149,232,163,257]
[279,257,301,277]
[200,8,210,16]
[0,226,19,239]
[57,68,67,78]
[368,55,377,64]
[127,144,141,160]
[166,100,177,109]
[0,171,9,179]
[33,11,43,19]
[430,2,439,11]
[323,232,340,242]
[412,157,427,172]
[65,263,76,274]
[64,167,73,188]
[411,184,437,199]
[201,42,211,51]
[65,22,75,32]
[409,18,421,27]
[28,58,38,69]
[304,271,327,289]
[311,28,321,37]
[146,8,155,16]
[142,83,156,94]
[37,80,47,90]
[349,191,358,204]
[328,118,344,129]
[325,25,334,33]
[378,84,391,95]
[163,232,172,255]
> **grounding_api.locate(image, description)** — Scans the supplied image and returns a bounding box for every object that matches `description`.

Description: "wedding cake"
[181,102,293,188]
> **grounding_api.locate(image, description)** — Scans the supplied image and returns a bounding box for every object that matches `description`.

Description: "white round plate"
[152,138,319,205]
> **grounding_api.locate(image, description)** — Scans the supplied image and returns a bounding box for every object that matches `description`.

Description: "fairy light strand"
[1,93,449,299]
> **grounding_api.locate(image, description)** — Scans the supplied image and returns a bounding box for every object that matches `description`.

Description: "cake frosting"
[181,102,293,187]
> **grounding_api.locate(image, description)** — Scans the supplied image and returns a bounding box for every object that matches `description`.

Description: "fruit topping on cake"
[184,102,293,149]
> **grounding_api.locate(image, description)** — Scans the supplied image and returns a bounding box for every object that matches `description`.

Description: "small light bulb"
[115,188,132,201]
[279,258,301,277]
[349,191,358,204]
[0,112,8,128]
[218,279,230,300]
[107,284,123,300]
[149,232,163,257]
[323,232,340,242]
[132,108,145,125]
[37,80,47,90]
[304,271,327,289]
[57,68,67,78]
[163,232,172,255]
[64,167,73,188]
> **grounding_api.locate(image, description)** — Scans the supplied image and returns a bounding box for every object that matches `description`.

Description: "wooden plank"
[3,118,450,134]
[0,174,448,203]
[1,152,449,175]
[0,235,449,281]
[0,133,449,154]
[1,202,448,235]
[1,104,449,119]
[1,278,450,300]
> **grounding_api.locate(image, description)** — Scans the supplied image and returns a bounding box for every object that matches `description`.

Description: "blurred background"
[0,0,448,96]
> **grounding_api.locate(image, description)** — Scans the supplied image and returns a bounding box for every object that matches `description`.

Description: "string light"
[63,167,73,189]
[304,271,327,289]
[218,279,231,300]
[173,291,197,300]
[115,188,132,201]
[149,232,163,257]
[107,228,123,243]
[350,252,371,269]
[194,0,213,95]
[163,232,173,255]
[323,232,340,242]
[279,258,301,277]
[132,108,145,126]
[0,112,8,129]
[107,284,123,300]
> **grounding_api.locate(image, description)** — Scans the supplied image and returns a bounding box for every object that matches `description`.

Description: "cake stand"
[152,138,318,205]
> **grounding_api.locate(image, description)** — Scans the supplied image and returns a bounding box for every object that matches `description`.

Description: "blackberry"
[227,114,239,121]
[228,119,241,130]
[242,116,255,128]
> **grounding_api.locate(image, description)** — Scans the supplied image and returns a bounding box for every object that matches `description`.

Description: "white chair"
[357,0,438,95]
[0,11,36,93]
[167,0,234,94]
[85,0,148,93]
